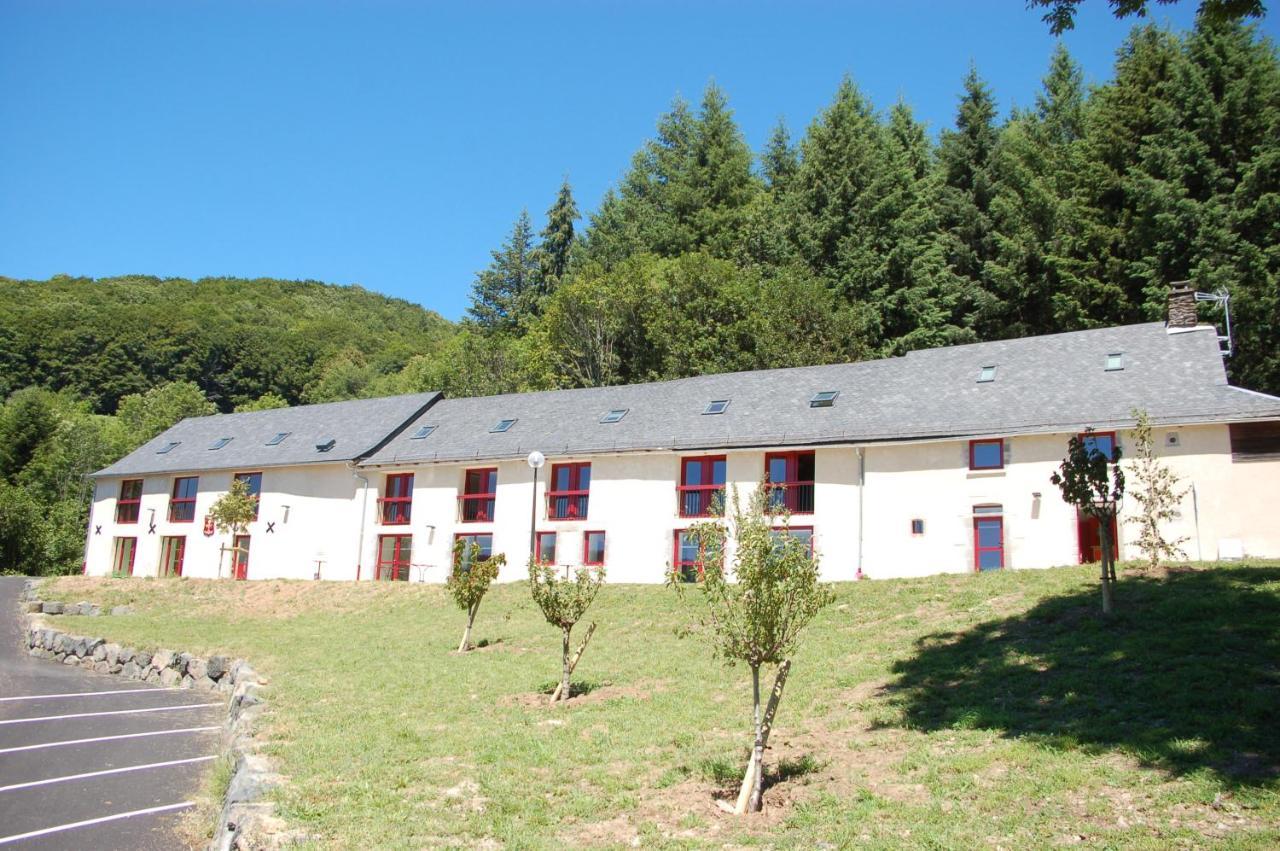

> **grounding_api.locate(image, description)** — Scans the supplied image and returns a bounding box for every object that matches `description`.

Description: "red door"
[232,535,251,580]
[1077,513,1118,563]
[973,517,1004,571]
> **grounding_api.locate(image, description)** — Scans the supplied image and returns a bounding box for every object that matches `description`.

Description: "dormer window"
[600,409,628,424]
[703,400,730,415]
[209,437,233,451]
[266,432,290,446]
[490,419,516,433]
[809,391,838,408]
[1106,353,1124,371]
[978,365,997,383]
[410,425,436,440]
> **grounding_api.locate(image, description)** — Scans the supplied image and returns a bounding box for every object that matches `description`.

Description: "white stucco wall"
[85,423,1280,583]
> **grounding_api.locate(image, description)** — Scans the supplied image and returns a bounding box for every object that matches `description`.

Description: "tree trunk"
[1099,520,1115,616]
[550,622,596,702]
[458,602,478,653]
[749,664,763,811]
[557,625,572,703]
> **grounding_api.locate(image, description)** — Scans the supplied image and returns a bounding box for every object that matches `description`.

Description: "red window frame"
[116,479,143,524]
[677,455,727,518]
[547,462,591,520]
[453,533,494,566]
[968,439,1004,470]
[232,534,251,580]
[111,537,137,576]
[673,527,724,583]
[379,472,414,525]
[169,476,199,523]
[535,531,557,564]
[582,530,606,566]
[458,468,498,523]
[159,535,186,577]
[376,534,412,581]
[763,451,815,514]
[973,513,1004,571]
[233,471,263,521]
[1079,430,1117,462]
[770,526,815,556]
[910,519,925,536]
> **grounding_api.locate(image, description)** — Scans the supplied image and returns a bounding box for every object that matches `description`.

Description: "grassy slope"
[41,564,1280,849]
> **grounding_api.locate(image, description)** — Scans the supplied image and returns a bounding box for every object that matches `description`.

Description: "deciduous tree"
[448,539,504,652]
[1051,428,1126,614]
[1126,409,1189,569]
[529,559,605,703]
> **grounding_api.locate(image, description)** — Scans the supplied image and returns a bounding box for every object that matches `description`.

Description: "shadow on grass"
[537,678,604,698]
[883,566,1280,785]
[699,752,823,792]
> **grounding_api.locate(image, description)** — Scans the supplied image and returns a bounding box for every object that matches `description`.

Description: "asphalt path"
[0,576,224,849]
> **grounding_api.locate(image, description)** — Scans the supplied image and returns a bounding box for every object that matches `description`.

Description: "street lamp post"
[527,450,545,565]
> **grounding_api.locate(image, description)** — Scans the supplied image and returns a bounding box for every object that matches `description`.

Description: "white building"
[86,292,1280,584]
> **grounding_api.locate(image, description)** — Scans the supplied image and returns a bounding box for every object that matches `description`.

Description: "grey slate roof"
[361,323,1280,467]
[94,392,441,478]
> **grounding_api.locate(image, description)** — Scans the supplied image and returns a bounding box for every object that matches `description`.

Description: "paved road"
[0,576,224,849]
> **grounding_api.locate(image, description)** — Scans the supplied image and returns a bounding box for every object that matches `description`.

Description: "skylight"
[809,391,839,408]
[410,425,436,440]
[600,409,628,424]
[315,438,336,452]
[977,365,997,383]
[491,419,517,433]
[208,437,233,451]
[1106,352,1124,371]
[266,432,290,446]
[703,400,730,415]
[156,441,180,455]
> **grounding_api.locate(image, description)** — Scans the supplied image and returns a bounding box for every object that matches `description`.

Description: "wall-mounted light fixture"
[281,505,291,524]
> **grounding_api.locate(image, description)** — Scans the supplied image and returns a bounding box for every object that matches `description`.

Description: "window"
[169,477,198,523]
[1080,431,1117,462]
[490,419,516,433]
[159,536,186,577]
[410,425,436,440]
[911,519,925,536]
[973,505,1004,571]
[769,526,815,556]
[454,533,493,567]
[1229,421,1280,460]
[678,455,726,518]
[978,365,997,383]
[209,437,233,451]
[548,462,590,520]
[764,451,815,514]
[703,400,730,415]
[156,441,180,454]
[673,527,724,583]
[116,479,143,524]
[111,537,137,577]
[969,439,1004,470]
[809,391,838,408]
[583,531,606,566]
[536,531,557,564]
[380,473,413,525]
[232,535,251,580]
[459,468,497,522]
[376,534,412,581]
[315,438,336,452]
[600,409,628,424]
[233,472,263,521]
[1106,352,1124,371]
[266,432,290,446]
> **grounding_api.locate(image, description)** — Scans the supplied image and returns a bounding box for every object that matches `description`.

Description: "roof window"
[977,365,997,383]
[156,441,180,455]
[208,437,233,451]
[809,391,839,408]
[600,409,628,424]
[315,438,336,452]
[491,419,517,433]
[1106,352,1124,371]
[265,432,290,446]
[410,425,436,440]
[703,400,730,415]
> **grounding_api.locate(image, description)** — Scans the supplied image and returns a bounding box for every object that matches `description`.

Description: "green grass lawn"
[40,563,1280,849]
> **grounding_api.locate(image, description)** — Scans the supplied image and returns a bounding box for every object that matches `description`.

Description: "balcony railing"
[458,494,496,523]
[765,482,815,514]
[676,485,725,518]
[375,561,410,581]
[377,497,411,525]
[547,492,589,521]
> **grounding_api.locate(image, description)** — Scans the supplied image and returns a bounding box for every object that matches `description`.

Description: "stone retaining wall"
[19,583,298,850]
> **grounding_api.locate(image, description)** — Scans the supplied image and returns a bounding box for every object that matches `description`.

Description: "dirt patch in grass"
[502,680,667,709]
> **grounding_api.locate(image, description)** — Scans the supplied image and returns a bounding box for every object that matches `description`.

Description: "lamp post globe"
[527,450,546,469]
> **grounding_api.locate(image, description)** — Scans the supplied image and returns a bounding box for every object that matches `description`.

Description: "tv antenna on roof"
[1173,280,1233,358]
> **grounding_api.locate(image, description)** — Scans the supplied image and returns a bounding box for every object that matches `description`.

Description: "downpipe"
[352,467,370,581]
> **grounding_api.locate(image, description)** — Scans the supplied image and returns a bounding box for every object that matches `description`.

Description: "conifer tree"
[760,119,798,193]
[467,209,542,333]
[538,178,579,293]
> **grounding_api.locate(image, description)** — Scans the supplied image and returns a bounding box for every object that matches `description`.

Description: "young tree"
[208,477,257,579]
[1126,409,1189,569]
[448,539,505,652]
[677,484,833,813]
[528,559,605,703]
[1051,428,1126,614]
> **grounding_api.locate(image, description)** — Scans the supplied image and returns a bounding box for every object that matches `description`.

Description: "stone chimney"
[1167,281,1198,329]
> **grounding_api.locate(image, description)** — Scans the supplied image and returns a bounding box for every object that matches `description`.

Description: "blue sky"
[2,1,1273,321]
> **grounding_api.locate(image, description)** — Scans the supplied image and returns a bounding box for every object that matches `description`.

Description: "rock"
[94,661,111,674]
[207,655,230,680]
[75,602,96,616]
[151,650,174,671]
[198,676,218,691]
[233,664,259,686]
[73,638,89,657]
[28,647,40,657]
[134,650,152,668]
[118,646,136,664]
[121,661,141,679]
[85,637,104,655]
[41,629,56,648]
[187,657,208,681]
[62,656,79,666]
[110,605,133,616]
[42,601,64,615]
[25,601,42,613]
[79,657,95,670]
[104,643,120,665]
[175,653,192,676]
[159,669,180,687]
[181,675,195,689]
[86,605,102,617]
[92,644,108,662]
